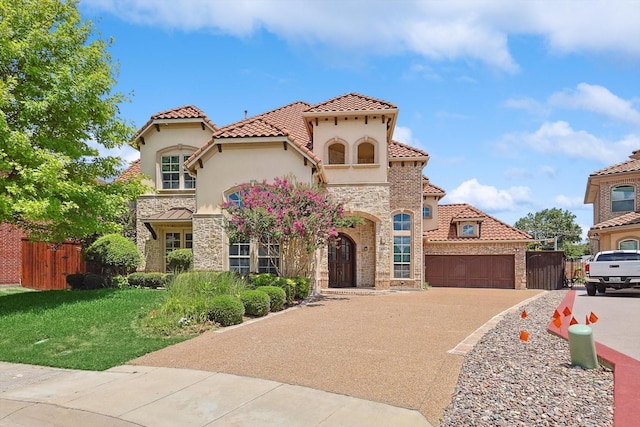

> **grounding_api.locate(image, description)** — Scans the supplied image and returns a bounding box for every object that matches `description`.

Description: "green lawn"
[0,288,190,370]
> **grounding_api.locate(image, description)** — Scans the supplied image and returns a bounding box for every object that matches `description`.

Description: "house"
[0,224,23,285]
[585,149,640,252]
[128,93,531,290]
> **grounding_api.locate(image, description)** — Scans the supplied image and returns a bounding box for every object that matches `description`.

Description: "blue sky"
[81,0,640,238]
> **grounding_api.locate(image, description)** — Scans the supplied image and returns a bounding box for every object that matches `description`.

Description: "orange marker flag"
[585,315,590,325]
[589,312,599,324]
[563,307,572,317]
[553,317,562,328]
[520,330,529,341]
[521,310,528,319]
[553,309,561,319]
[570,316,578,325]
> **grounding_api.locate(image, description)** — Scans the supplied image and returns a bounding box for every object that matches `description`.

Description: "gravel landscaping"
[440,290,614,427]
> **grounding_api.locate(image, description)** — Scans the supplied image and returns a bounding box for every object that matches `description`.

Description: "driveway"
[132,288,541,424]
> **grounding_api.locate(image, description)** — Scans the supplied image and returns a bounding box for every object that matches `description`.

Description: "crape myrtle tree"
[514,208,584,253]
[221,177,361,282]
[0,0,145,243]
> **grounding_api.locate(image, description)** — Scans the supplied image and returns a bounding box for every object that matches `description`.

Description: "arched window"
[392,213,411,278]
[619,239,639,250]
[328,142,346,164]
[357,142,375,164]
[158,147,197,190]
[612,185,635,212]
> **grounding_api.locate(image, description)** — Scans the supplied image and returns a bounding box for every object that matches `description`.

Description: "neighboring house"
[0,224,23,285]
[127,93,531,290]
[585,149,640,252]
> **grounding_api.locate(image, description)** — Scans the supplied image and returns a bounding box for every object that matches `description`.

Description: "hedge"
[207,295,244,327]
[256,286,286,312]
[239,290,270,317]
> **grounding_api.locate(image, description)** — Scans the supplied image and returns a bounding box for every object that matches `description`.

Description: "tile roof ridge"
[255,100,312,118]
[308,92,397,110]
[390,139,428,156]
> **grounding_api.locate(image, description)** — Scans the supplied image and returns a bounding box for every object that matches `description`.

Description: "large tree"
[0,0,144,242]
[514,208,583,251]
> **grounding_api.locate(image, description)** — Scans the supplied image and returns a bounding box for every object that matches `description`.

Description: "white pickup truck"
[585,250,640,296]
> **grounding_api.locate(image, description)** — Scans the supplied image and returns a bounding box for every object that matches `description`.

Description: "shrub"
[257,286,286,312]
[84,234,142,276]
[111,275,129,289]
[84,273,108,290]
[167,249,193,273]
[127,272,146,288]
[293,276,311,300]
[274,277,296,305]
[127,272,170,288]
[66,273,86,290]
[252,273,277,288]
[239,290,270,317]
[207,295,244,326]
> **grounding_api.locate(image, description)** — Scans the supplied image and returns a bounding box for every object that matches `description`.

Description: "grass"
[0,288,190,371]
[0,286,35,297]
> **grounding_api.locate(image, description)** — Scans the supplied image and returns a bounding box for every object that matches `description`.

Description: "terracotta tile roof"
[133,105,217,147]
[589,155,640,177]
[115,159,140,182]
[589,211,640,231]
[422,176,446,197]
[143,207,193,222]
[389,140,428,158]
[304,92,397,113]
[424,204,532,242]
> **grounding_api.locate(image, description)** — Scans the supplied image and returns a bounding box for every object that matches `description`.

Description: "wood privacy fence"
[21,239,86,290]
[526,251,566,290]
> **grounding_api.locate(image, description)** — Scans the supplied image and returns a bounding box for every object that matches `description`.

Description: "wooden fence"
[526,251,566,290]
[21,240,86,290]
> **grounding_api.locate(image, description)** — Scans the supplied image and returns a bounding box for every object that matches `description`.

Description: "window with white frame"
[229,241,250,274]
[258,237,280,274]
[462,223,476,236]
[422,205,432,218]
[164,229,193,272]
[393,213,411,278]
[619,239,639,250]
[612,185,635,212]
[160,153,195,190]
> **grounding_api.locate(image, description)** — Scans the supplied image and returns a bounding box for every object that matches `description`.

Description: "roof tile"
[305,92,397,113]
[389,140,428,158]
[422,176,446,197]
[590,211,640,230]
[115,159,140,182]
[133,105,217,145]
[590,155,640,176]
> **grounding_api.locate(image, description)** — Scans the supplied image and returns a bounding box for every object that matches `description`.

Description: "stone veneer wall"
[136,194,196,272]
[192,214,225,271]
[326,183,391,289]
[596,176,640,223]
[388,161,425,288]
[424,242,529,290]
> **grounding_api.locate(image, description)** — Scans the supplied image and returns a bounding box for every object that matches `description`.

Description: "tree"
[221,177,360,279]
[0,0,145,243]
[514,208,583,250]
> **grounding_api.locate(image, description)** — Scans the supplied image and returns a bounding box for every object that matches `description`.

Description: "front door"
[328,234,355,288]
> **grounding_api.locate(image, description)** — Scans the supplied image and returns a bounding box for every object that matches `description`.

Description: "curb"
[547,290,640,427]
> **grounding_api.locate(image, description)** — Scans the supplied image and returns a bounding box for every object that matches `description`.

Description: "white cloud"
[549,83,640,125]
[554,195,588,209]
[501,121,640,164]
[392,126,418,146]
[83,0,640,72]
[444,178,532,212]
[539,166,557,179]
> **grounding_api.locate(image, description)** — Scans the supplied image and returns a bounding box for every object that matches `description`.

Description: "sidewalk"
[0,362,431,427]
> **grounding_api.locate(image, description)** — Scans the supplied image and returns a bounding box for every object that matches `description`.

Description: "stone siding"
[388,161,425,288]
[192,214,225,271]
[424,242,529,290]
[136,194,195,272]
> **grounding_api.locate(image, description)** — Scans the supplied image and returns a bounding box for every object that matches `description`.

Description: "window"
[328,143,346,164]
[422,206,431,218]
[392,213,411,278]
[229,242,250,274]
[161,154,195,190]
[619,239,639,250]
[228,191,243,207]
[612,185,634,212]
[462,224,475,236]
[258,237,280,274]
[357,142,375,164]
[164,230,193,272]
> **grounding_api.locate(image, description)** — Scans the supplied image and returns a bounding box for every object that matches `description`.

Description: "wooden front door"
[328,234,355,288]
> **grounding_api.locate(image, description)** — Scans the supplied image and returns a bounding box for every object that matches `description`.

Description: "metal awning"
[142,208,193,240]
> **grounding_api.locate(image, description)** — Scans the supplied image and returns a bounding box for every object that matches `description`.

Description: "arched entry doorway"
[328,233,355,288]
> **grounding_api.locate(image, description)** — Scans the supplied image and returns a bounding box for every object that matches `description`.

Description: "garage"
[424,254,515,289]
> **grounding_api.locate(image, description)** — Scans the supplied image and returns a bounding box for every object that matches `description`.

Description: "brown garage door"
[424,255,515,289]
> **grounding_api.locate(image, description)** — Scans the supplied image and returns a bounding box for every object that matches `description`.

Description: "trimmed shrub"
[167,249,193,273]
[66,273,86,290]
[127,272,170,288]
[257,286,286,312]
[274,277,296,305]
[127,272,146,288]
[111,275,129,289]
[293,276,311,300]
[239,290,270,317]
[252,273,277,288]
[84,234,142,276]
[84,273,108,290]
[207,295,244,327]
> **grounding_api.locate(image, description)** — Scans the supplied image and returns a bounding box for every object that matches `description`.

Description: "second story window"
[462,224,476,236]
[161,154,195,190]
[357,142,375,164]
[328,143,346,164]
[422,206,431,218]
[612,185,634,212]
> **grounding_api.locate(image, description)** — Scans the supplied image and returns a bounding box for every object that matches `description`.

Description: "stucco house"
[127,93,531,290]
[585,149,640,252]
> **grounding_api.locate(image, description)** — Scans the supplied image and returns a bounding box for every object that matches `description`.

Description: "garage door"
[424,255,515,289]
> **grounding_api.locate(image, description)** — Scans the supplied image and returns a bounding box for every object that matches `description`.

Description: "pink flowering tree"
[221,177,360,279]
